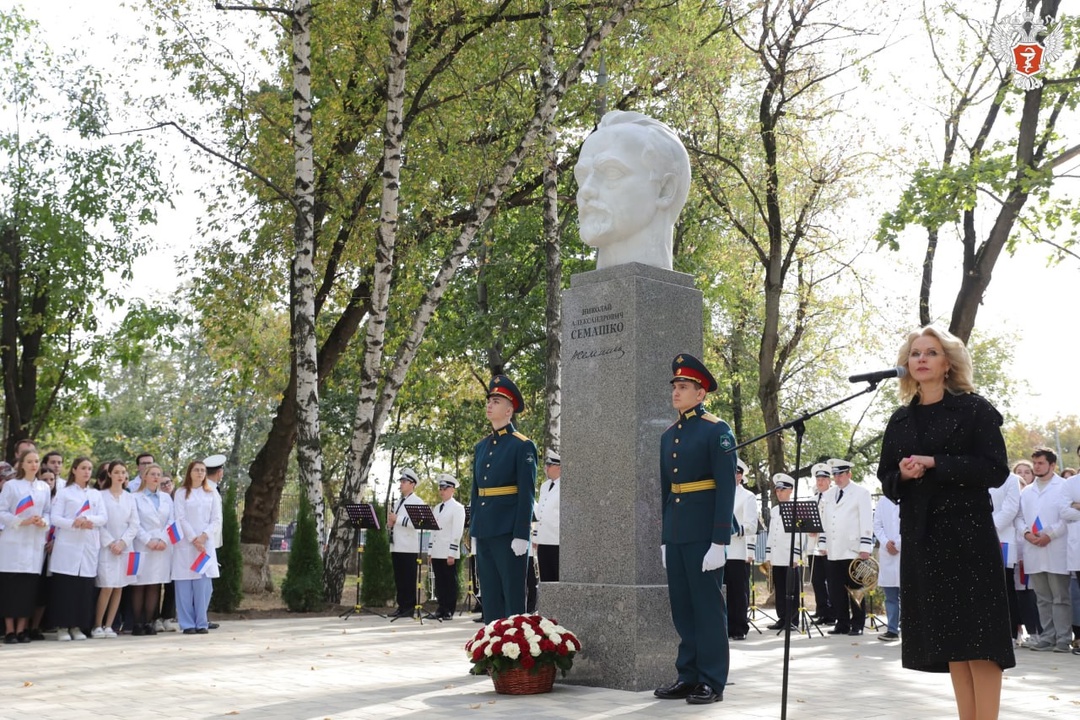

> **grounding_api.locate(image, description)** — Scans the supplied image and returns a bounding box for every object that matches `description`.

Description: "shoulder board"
[701,412,721,424]
[512,431,530,442]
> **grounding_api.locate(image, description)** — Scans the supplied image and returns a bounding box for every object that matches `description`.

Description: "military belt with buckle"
[670,479,716,494]
[478,486,518,497]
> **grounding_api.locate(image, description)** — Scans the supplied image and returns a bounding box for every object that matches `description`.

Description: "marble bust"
[575,111,691,271]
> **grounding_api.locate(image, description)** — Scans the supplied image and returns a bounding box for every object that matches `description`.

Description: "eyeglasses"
[908,349,941,359]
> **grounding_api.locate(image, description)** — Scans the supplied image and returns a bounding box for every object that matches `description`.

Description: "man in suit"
[654,354,737,706]
[819,458,874,636]
[428,474,467,620]
[469,374,537,623]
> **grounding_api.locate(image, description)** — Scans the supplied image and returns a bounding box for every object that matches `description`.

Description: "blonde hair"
[895,325,974,404]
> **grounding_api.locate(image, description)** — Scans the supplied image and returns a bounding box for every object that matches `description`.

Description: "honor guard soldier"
[387,468,424,619]
[654,354,737,705]
[470,374,538,623]
[532,449,561,582]
[428,474,467,620]
[818,458,873,635]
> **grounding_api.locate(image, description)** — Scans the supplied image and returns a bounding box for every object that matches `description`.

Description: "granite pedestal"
[541,262,703,691]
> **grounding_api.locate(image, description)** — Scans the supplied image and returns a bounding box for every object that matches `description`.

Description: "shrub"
[209,481,243,612]
[360,501,394,607]
[280,491,325,612]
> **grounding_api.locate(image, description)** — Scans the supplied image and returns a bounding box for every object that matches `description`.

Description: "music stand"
[340,503,383,620]
[778,501,824,637]
[393,504,439,624]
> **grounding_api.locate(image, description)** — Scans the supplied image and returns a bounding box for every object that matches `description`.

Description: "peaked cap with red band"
[487,374,525,413]
[670,353,718,393]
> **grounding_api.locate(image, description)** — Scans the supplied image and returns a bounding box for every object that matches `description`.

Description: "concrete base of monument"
[540,581,676,692]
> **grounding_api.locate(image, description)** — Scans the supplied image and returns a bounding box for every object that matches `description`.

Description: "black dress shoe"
[766,622,784,630]
[143,623,157,636]
[16,631,31,643]
[182,628,197,635]
[686,683,723,704]
[848,629,863,636]
[132,624,145,636]
[654,680,696,699]
[196,628,209,634]
[878,631,899,641]
[3,632,16,644]
[29,629,45,641]
[208,622,220,630]
[828,627,850,635]
[731,634,746,640]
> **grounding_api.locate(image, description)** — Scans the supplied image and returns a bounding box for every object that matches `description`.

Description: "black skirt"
[0,572,40,618]
[49,574,97,630]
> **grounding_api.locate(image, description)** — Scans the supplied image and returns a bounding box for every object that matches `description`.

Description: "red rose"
[557,644,568,656]
[520,654,535,670]
[472,647,484,662]
[540,639,555,652]
[492,641,503,655]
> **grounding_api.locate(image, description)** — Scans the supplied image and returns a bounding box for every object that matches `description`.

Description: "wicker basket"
[490,664,556,695]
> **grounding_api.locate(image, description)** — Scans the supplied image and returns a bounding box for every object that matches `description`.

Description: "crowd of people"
[0,442,226,645]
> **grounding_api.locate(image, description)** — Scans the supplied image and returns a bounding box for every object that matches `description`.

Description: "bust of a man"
[575,111,691,271]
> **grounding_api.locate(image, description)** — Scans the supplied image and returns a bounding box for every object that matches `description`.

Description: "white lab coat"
[729,484,759,561]
[872,495,901,587]
[989,473,1022,568]
[532,478,560,546]
[1057,474,1080,572]
[206,480,224,548]
[429,497,467,560]
[171,486,222,581]
[133,490,175,585]
[1015,475,1068,574]
[389,492,425,554]
[0,478,52,573]
[97,490,140,587]
[818,482,873,560]
[49,484,107,578]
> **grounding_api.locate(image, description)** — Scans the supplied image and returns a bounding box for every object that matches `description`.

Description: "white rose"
[485,644,494,657]
[503,643,521,659]
[547,632,562,644]
[566,637,579,651]
[504,627,518,637]
[522,626,537,640]
[538,619,555,632]
[529,641,541,657]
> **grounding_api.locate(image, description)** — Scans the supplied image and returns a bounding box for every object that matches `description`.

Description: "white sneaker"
[56,629,71,642]
[164,619,179,632]
[90,626,106,639]
[102,627,118,638]
[153,618,165,633]
[70,628,87,641]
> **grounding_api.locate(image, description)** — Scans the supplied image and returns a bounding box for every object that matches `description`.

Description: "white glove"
[702,543,727,572]
[661,544,666,569]
[511,538,529,556]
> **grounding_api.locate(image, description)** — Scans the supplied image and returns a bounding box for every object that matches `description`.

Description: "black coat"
[878,391,1015,672]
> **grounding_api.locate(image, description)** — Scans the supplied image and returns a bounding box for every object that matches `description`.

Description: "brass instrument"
[846,556,879,605]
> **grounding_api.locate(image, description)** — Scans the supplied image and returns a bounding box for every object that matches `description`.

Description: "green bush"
[209,481,243,613]
[360,502,394,608]
[280,491,325,612]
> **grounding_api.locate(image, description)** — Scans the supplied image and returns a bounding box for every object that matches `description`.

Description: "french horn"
[846,556,879,605]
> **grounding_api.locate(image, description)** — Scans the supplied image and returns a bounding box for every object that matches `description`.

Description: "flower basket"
[490,663,556,695]
[465,614,581,694]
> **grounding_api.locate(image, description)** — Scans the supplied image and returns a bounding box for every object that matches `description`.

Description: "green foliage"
[210,481,244,613]
[360,502,394,608]
[280,491,326,612]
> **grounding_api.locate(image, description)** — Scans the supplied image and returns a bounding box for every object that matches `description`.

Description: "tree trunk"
[322,1,642,603]
[541,0,562,454]
[290,0,325,545]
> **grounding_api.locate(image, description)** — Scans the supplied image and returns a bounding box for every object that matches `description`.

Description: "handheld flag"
[47,527,56,543]
[191,551,210,574]
[166,522,182,545]
[1031,516,1043,534]
[126,552,141,576]
[15,494,34,514]
[1000,542,1008,566]
[76,499,91,516]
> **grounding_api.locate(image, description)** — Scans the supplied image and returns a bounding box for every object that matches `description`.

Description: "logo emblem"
[990,8,1065,90]
[675,355,684,364]
[720,435,733,450]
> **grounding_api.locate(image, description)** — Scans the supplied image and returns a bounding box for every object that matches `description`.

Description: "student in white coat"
[0,450,52,644]
[873,494,902,641]
[726,459,759,640]
[765,474,804,631]
[990,472,1023,644]
[171,461,222,634]
[428,474,467,620]
[132,463,174,636]
[49,457,107,641]
[532,449,561,582]
[1056,465,1080,655]
[94,460,140,638]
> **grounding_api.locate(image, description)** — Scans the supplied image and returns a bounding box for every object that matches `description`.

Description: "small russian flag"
[1032,516,1043,534]
[191,551,210,574]
[47,527,56,543]
[15,494,34,514]
[126,552,141,576]
[76,500,91,516]
[1000,542,1008,566]
[167,522,182,544]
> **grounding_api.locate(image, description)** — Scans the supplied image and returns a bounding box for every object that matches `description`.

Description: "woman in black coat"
[879,326,1014,720]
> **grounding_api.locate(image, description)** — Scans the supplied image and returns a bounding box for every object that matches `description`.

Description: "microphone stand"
[731,381,882,720]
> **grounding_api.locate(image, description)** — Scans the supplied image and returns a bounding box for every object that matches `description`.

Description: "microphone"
[848,366,907,384]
